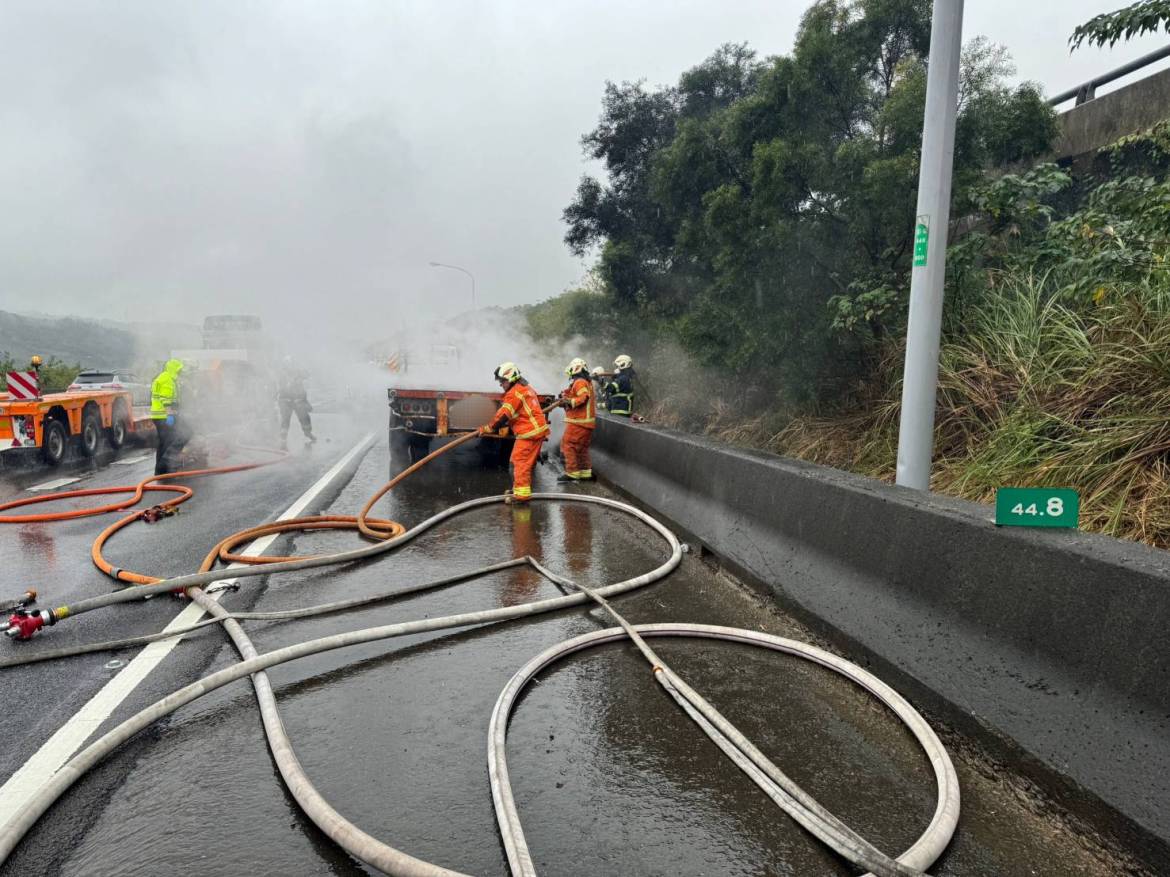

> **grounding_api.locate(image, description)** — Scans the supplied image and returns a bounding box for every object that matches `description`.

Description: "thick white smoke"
[360,307,600,399]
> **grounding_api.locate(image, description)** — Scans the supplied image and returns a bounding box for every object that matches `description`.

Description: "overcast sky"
[1,1,1167,341]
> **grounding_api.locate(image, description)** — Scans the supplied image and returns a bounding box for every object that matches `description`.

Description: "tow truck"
[1,361,152,466]
[388,387,556,465]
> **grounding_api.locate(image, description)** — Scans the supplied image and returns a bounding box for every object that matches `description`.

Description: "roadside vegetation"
[525,0,1170,547]
[0,353,80,394]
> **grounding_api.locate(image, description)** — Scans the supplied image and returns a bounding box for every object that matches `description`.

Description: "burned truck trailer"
[387,387,555,466]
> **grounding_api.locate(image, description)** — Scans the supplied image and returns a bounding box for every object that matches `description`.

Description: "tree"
[562,0,1058,404]
[523,274,621,345]
[1070,1,1170,49]
[0,353,80,393]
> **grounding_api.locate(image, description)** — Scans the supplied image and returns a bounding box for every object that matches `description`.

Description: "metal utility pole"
[895,0,964,490]
[428,261,477,311]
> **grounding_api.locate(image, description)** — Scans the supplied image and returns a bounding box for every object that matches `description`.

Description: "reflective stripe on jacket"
[494,381,549,440]
[607,371,633,416]
[150,359,184,420]
[563,377,595,428]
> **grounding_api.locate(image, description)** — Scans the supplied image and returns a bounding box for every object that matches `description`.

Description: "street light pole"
[428,261,477,311]
[894,0,964,490]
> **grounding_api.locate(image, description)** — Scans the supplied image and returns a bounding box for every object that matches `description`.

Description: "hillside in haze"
[0,310,200,369]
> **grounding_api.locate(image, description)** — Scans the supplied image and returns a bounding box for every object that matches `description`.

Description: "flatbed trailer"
[0,389,152,466]
[388,387,556,465]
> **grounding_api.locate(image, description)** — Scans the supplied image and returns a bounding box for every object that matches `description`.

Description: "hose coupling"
[4,608,56,640]
[140,505,177,524]
[0,589,38,613]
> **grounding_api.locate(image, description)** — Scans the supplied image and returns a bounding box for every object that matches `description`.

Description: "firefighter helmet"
[614,354,633,370]
[591,366,605,377]
[494,362,521,384]
[565,357,588,377]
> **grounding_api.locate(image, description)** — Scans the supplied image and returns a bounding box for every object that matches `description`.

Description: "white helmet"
[591,366,605,377]
[494,361,520,384]
[614,354,633,370]
[565,357,588,377]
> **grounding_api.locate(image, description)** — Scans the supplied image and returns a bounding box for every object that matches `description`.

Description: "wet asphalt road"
[0,414,375,808]
[0,412,1147,876]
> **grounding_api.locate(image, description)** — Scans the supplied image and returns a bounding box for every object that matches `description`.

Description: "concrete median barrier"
[592,413,1170,868]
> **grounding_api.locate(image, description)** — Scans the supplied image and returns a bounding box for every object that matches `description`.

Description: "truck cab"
[170,315,279,437]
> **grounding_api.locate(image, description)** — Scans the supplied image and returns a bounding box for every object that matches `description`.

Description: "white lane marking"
[27,477,81,492]
[112,454,151,466]
[0,432,375,822]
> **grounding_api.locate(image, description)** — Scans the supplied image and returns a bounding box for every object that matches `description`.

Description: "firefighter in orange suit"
[557,357,595,483]
[481,362,549,503]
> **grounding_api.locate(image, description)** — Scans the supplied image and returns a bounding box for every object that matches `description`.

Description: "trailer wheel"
[42,420,67,466]
[79,409,101,457]
[108,401,129,449]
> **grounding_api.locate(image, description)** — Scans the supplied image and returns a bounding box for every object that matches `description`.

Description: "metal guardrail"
[1048,43,1170,107]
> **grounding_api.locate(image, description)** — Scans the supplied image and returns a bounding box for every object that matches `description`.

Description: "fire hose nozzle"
[4,608,55,641]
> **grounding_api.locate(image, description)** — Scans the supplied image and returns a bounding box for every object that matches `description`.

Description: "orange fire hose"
[0,479,193,523]
[0,461,275,524]
[0,431,481,589]
[3,406,549,596]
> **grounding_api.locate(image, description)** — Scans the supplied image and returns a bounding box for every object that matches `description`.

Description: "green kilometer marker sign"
[913,215,929,267]
[994,488,1079,528]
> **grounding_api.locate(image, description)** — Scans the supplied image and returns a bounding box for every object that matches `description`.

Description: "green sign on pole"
[994,488,1079,528]
[913,215,929,267]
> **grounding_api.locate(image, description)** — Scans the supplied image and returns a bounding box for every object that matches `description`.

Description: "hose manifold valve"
[5,608,56,640]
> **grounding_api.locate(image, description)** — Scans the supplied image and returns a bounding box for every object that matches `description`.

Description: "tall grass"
[684,273,1170,547]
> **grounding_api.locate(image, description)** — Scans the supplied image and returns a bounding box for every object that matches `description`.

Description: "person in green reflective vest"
[150,358,191,475]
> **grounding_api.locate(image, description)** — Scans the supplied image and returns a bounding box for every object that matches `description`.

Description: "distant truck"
[171,315,278,436]
[0,365,151,466]
[201,314,271,355]
[388,387,555,466]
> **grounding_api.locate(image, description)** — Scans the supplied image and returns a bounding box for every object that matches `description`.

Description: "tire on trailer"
[79,405,101,457]
[41,419,68,466]
[108,400,130,449]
